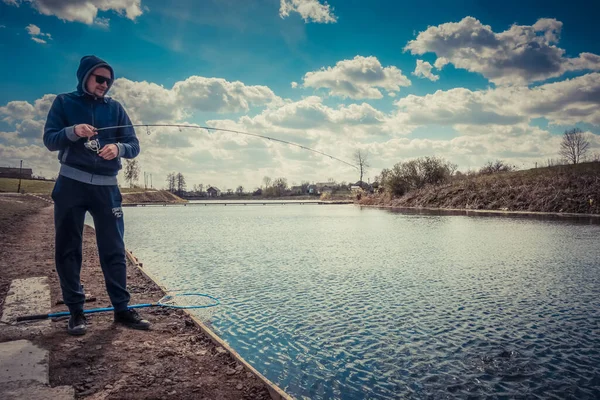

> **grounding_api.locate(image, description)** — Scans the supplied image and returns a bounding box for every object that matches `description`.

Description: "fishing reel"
[84,137,101,154]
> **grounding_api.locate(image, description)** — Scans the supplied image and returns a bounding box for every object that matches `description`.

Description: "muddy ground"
[0,194,272,400]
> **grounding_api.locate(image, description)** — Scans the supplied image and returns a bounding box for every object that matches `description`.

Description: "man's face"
[86,67,112,98]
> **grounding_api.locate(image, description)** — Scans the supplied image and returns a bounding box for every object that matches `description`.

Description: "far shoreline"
[358,204,600,221]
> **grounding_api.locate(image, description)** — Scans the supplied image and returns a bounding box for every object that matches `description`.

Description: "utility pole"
[17,160,23,193]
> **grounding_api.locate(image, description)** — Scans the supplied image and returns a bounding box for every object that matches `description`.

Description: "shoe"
[67,312,87,336]
[114,309,150,330]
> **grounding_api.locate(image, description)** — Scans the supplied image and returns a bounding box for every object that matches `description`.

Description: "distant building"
[206,186,221,197]
[289,185,304,195]
[0,167,33,179]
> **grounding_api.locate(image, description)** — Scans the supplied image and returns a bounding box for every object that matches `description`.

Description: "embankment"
[360,162,600,215]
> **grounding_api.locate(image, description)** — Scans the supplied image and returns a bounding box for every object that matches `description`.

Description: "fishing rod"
[89,124,359,170]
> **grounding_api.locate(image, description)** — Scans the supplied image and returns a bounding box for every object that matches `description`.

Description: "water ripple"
[123,205,600,399]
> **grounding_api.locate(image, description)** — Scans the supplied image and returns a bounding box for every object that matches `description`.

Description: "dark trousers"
[52,175,130,314]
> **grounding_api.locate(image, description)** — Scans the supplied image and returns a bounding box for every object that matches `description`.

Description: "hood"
[76,55,114,97]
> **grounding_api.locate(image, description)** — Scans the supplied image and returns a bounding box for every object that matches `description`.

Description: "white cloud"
[405,17,600,85]
[110,79,182,123]
[394,73,600,127]
[395,88,525,126]
[110,76,282,123]
[208,96,387,135]
[6,0,143,25]
[173,76,281,114]
[0,131,27,145]
[94,17,110,28]
[0,100,36,123]
[291,81,298,88]
[25,23,41,35]
[25,23,52,44]
[0,144,58,179]
[0,94,55,143]
[279,0,337,24]
[15,119,44,139]
[413,60,439,81]
[302,56,411,99]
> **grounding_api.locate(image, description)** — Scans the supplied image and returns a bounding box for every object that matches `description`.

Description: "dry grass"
[361,162,600,214]
[122,190,186,204]
[0,178,55,193]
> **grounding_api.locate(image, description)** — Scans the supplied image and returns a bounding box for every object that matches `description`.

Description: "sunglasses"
[92,73,113,85]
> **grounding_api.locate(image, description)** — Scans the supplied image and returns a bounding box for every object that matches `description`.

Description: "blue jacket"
[44,55,139,184]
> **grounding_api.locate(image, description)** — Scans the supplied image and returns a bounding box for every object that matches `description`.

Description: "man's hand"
[98,144,119,160]
[75,124,96,138]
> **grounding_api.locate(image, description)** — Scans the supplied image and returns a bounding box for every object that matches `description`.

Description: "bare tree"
[236,185,244,195]
[479,160,515,175]
[124,159,140,188]
[176,173,186,195]
[353,150,370,185]
[560,128,590,164]
[263,176,272,189]
[166,172,176,192]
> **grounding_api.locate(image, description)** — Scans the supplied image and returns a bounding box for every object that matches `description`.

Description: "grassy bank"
[360,162,600,214]
[0,178,185,204]
[0,177,54,193]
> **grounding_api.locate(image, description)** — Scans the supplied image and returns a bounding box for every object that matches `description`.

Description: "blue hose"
[16,293,220,321]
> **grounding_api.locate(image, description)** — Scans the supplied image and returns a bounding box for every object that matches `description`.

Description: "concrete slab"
[0,340,48,385]
[1,277,51,328]
[0,382,74,400]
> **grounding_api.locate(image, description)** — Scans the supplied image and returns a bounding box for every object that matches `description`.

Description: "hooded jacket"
[43,55,140,185]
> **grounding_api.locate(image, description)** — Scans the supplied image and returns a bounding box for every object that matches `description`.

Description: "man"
[44,55,150,335]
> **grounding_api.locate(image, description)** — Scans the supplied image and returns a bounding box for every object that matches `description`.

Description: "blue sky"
[1,0,599,189]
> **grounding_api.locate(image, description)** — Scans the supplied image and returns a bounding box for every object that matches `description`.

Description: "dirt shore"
[0,194,272,400]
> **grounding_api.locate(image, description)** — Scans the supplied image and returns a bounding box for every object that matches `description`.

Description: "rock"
[164,378,173,384]
[216,347,226,354]
[104,384,113,390]
[236,384,243,390]
[213,366,219,371]
[95,345,102,350]
[226,368,236,376]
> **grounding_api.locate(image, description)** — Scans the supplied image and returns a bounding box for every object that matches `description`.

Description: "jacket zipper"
[91,99,96,183]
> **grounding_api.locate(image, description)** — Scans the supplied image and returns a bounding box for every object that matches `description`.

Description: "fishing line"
[89,124,358,170]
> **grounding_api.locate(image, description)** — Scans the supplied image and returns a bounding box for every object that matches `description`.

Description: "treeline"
[376,127,599,199]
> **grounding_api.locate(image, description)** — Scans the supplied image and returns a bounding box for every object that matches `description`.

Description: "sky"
[1,0,599,191]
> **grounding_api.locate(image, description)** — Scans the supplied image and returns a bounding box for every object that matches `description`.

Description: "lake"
[120,203,600,399]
